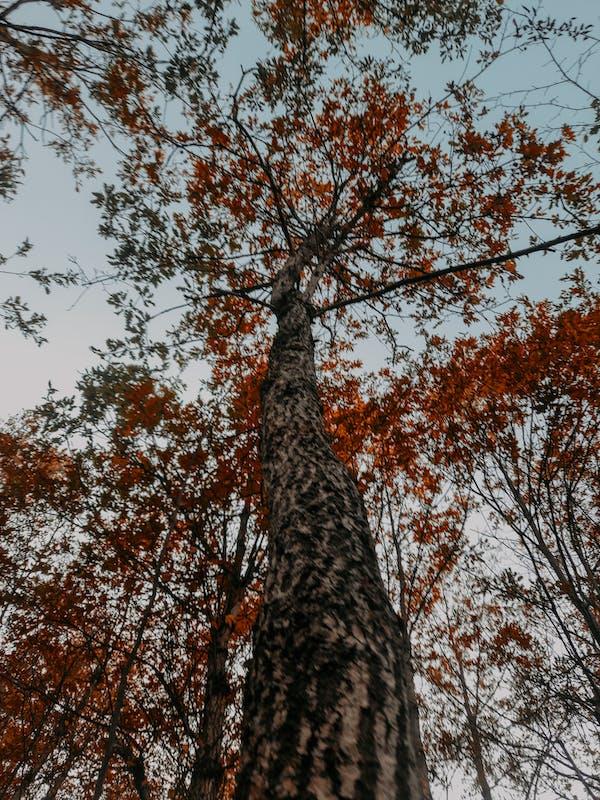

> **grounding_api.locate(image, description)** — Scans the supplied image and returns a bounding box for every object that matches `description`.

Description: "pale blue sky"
[2,0,599,419]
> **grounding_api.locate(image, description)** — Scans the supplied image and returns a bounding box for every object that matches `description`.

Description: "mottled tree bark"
[235,290,432,799]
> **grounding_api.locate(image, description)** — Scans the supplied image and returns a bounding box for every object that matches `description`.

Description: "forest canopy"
[1,1,599,798]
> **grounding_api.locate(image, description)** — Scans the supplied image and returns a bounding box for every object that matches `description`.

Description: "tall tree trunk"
[188,624,232,800]
[456,660,493,800]
[189,505,252,800]
[398,621,431,800]
[235,290,432,799]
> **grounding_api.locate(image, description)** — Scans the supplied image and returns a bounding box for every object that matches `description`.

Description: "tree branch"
[316,223,600,316]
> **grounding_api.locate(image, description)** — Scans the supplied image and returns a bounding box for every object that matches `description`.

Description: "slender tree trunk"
[235,290,432,799]
[456,660,493,800]
[394,524,433,800]
[188,624,232,800]
[115,743,151,800]
[93,530,171,800]
[398,621,431,800]
[189,504,251,800]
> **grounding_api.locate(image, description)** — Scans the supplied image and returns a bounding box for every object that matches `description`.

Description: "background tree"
[391,275,600,798]
[0,0,233,340]
[0,367,266,799]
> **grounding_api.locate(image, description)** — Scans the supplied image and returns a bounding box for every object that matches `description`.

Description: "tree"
[398,275,600,798]
[0,369,266,799]
[0,0,233,340]
[3,1,600,797]
[108,4,599,795]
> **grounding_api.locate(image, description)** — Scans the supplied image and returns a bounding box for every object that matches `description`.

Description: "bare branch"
[316,223,600,316]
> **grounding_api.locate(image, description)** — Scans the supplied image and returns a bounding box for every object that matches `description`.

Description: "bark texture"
[235,291,431,799]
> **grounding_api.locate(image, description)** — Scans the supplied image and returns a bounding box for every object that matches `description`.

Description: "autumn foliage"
[1,0,600,797]
[0,373,266,799]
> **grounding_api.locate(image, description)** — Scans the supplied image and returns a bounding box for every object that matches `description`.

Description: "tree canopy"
[1,0,599,798]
